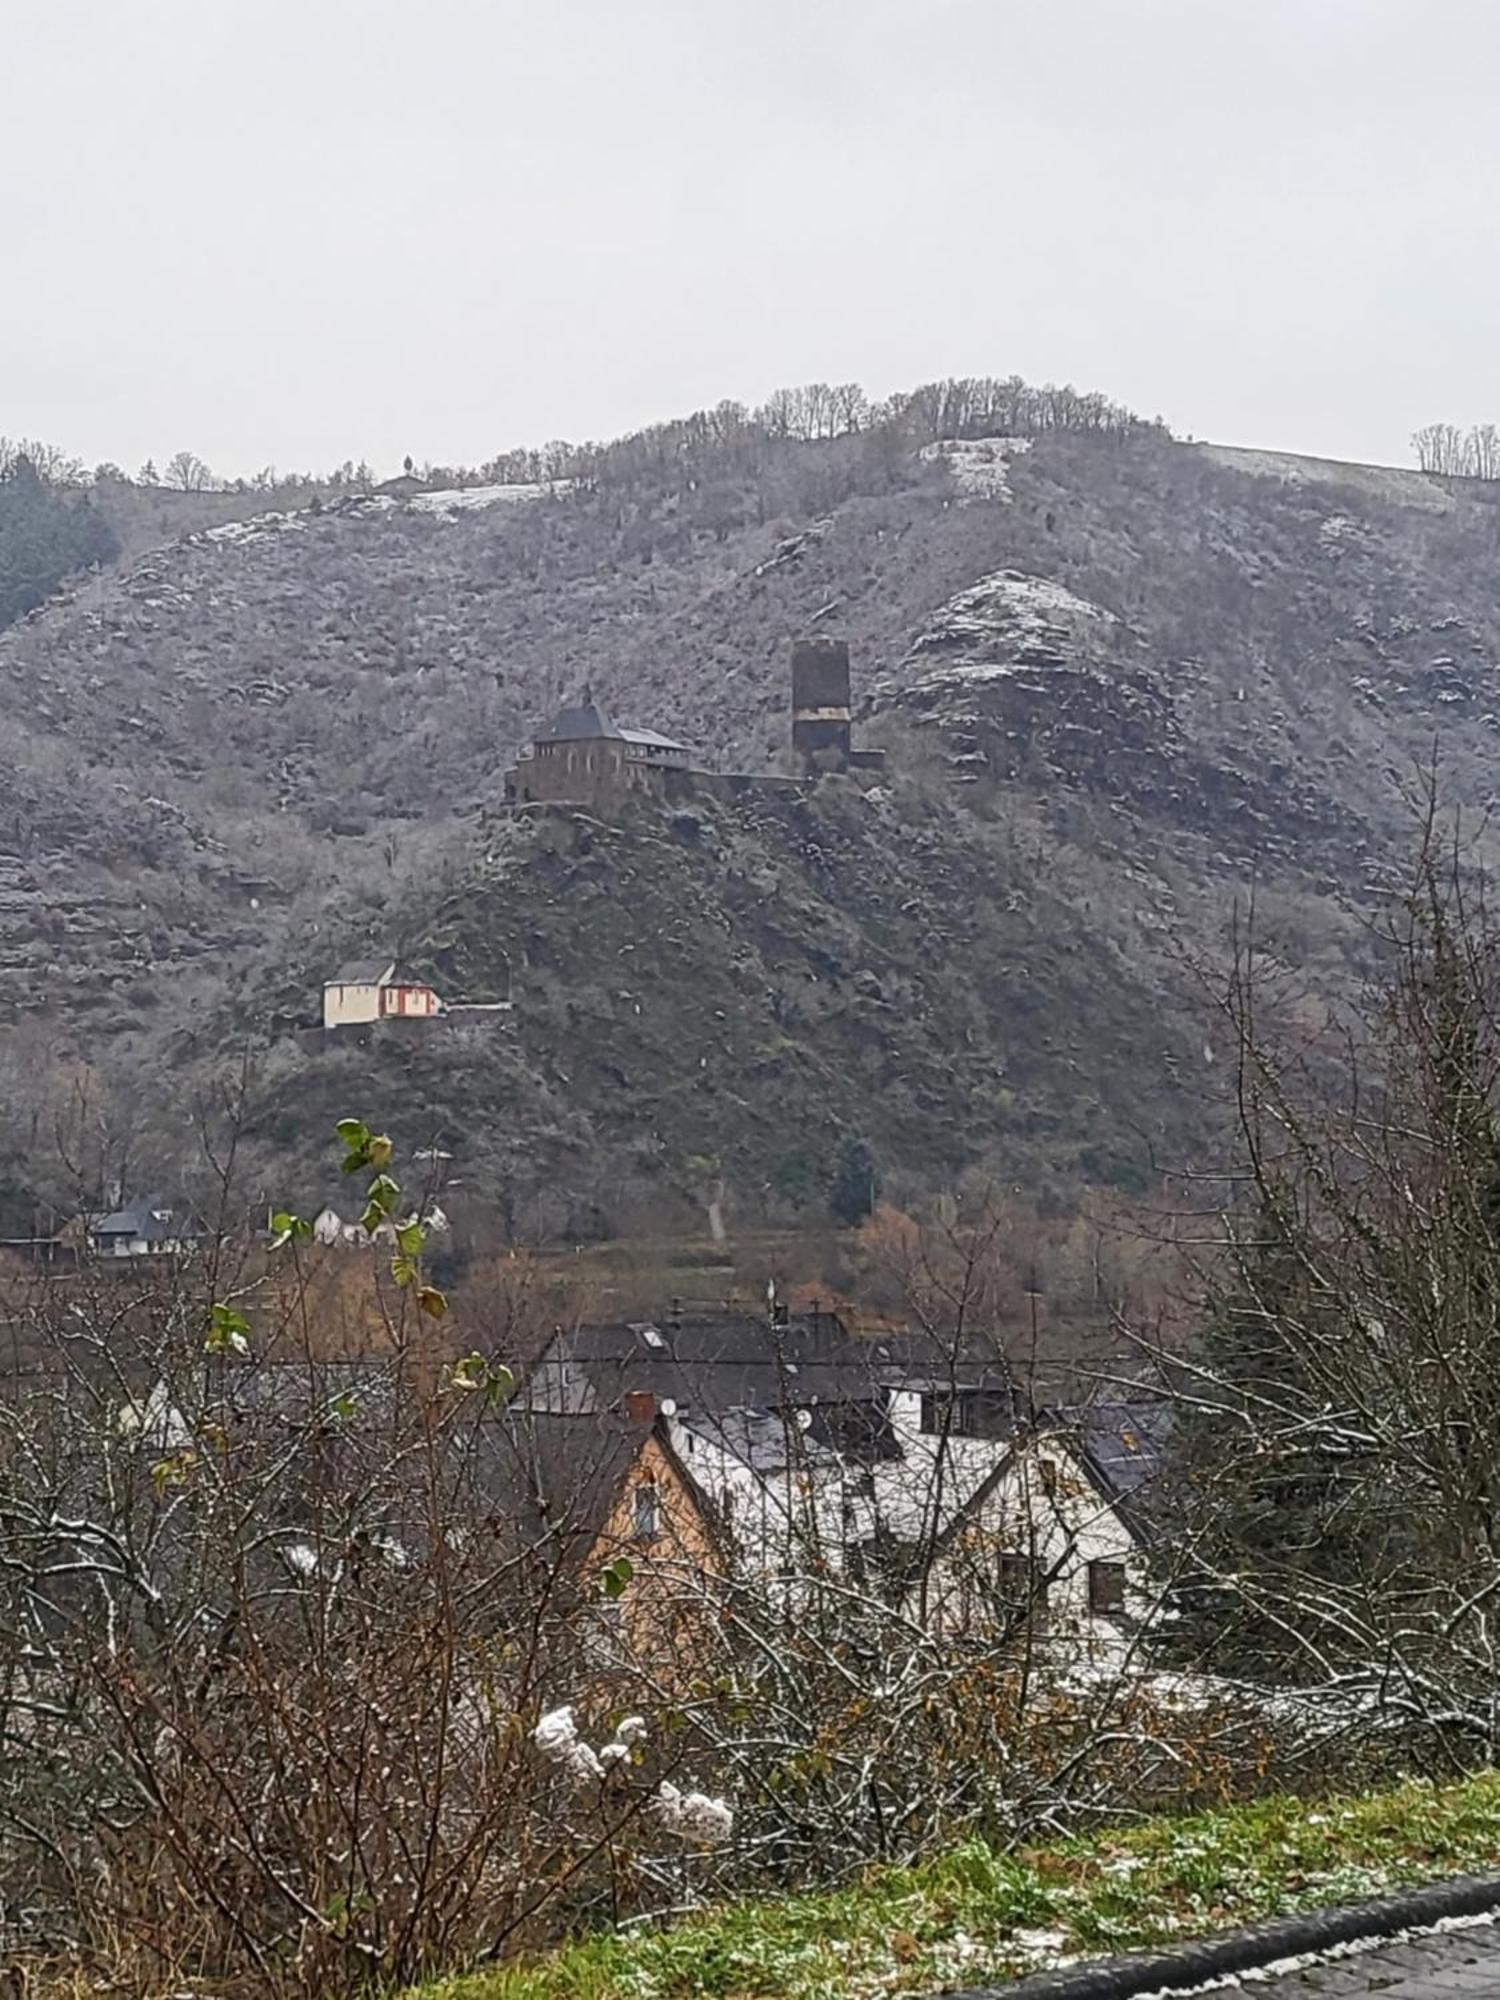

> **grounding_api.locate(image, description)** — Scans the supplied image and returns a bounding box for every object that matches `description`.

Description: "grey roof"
[618,726,689,752]
[214,1359,394,1417]
[326,957,397,986]
[1071,1400,1172,1501]
[679,1405,841,1477]
[527,1312,1013,1418]
[93,1195,201,1239]
[471,1408,661,1555]
[537,695,622,743]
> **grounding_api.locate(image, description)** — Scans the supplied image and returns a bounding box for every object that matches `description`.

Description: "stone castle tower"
[790,637,853,766]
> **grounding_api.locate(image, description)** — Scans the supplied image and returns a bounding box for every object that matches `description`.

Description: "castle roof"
[619,726,689,751]
[537,691,622,742]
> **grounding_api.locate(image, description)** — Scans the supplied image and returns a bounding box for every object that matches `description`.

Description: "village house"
[524,1309,1162,1665]
[483,1405,722,1676]
[116,1356,719,1678]
[322,958,441,1029]
[88,1194,203,1260]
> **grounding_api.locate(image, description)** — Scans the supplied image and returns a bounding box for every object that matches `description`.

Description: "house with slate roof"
[525,1308,1165,1664]
[89,1194,203,1259]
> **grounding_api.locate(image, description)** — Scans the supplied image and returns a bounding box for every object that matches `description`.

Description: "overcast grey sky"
[5,0,1496,478]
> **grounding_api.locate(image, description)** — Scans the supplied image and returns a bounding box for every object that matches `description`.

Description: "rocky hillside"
[2,410,1498,1232]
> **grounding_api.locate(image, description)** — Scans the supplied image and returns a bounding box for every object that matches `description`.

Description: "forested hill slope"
[1,397,1497,1231]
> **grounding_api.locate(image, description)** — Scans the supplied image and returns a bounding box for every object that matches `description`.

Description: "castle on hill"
[503,639,883,811]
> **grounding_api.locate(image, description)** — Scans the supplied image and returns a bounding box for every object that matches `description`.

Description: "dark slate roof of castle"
[618,726,689,751]
[537,695,622,742]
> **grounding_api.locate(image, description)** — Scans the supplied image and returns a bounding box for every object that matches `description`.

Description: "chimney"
[623,1390,657,1422]
[791,638,852,768]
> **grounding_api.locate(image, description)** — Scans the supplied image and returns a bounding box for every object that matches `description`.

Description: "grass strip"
[419,1771,1500,2000]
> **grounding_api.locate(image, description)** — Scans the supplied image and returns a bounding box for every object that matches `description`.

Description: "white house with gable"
[323,958,441,1029]
[524,1311,1162,1667]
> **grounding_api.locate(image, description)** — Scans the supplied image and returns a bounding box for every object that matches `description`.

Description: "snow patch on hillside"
[908,569,1112,679]
[1196,443,1455,514]
[920,435,1032,501]
[201,511,309,548]
[875,570,1115,703]
[409,481,548,513]
[192,482,549,552]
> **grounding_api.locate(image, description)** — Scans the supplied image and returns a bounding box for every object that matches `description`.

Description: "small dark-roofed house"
[476,1407,716,1572]
[373,470,430,500]
[90,1195,202,1260]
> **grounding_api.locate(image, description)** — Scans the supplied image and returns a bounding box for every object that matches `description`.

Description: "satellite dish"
[660,1396,678,1417]
[795,1409,813,1431]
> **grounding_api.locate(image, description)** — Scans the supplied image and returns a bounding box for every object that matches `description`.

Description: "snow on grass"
[417,1771,1500,2000]
[200,510,310,547]
[920,434,1033,501]
[193,483,549,552]
[1196,443,1456,514]
[409,482,549,514]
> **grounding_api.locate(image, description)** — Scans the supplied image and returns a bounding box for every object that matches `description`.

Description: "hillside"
[2,404,1499,1231]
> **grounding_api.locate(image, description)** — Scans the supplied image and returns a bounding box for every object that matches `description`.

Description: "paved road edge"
[942,1868,1500,2000]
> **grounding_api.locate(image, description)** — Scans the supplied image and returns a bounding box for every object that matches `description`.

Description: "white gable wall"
[323,980,385,1028]
[668,1399,1147,1667]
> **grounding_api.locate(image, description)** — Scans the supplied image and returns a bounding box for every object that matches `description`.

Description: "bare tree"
[164,449,214,491]
[1161,792,1500,1762]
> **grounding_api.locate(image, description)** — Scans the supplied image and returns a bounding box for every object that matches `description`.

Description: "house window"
[633,1481,660,1542]
[1088,1560,1127,1617]
[919,1390,1011,1439]
[995,1553,1048,1629]
[1038,1457,1059,1497]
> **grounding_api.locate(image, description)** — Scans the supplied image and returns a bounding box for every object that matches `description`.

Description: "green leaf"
[390,1254,418,1288]
[486,1362,516,1408]
[150,1450,197,1496]
[395,1220,426,1259]
[600,1555,635,1599]
[329,1391,360,1422]
[449,1352,486,1391]
[417,1285,448,1320]
[335,1118,369,1147]
[365,1174,400,1218]
[269,1209,312,1249]
[367,1134,393,1169]
[204,1302,252,1357]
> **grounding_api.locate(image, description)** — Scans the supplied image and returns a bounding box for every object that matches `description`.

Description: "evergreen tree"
[1161,812,1500,1711]
[829,1136,877,1227]
[0,454,119,631]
